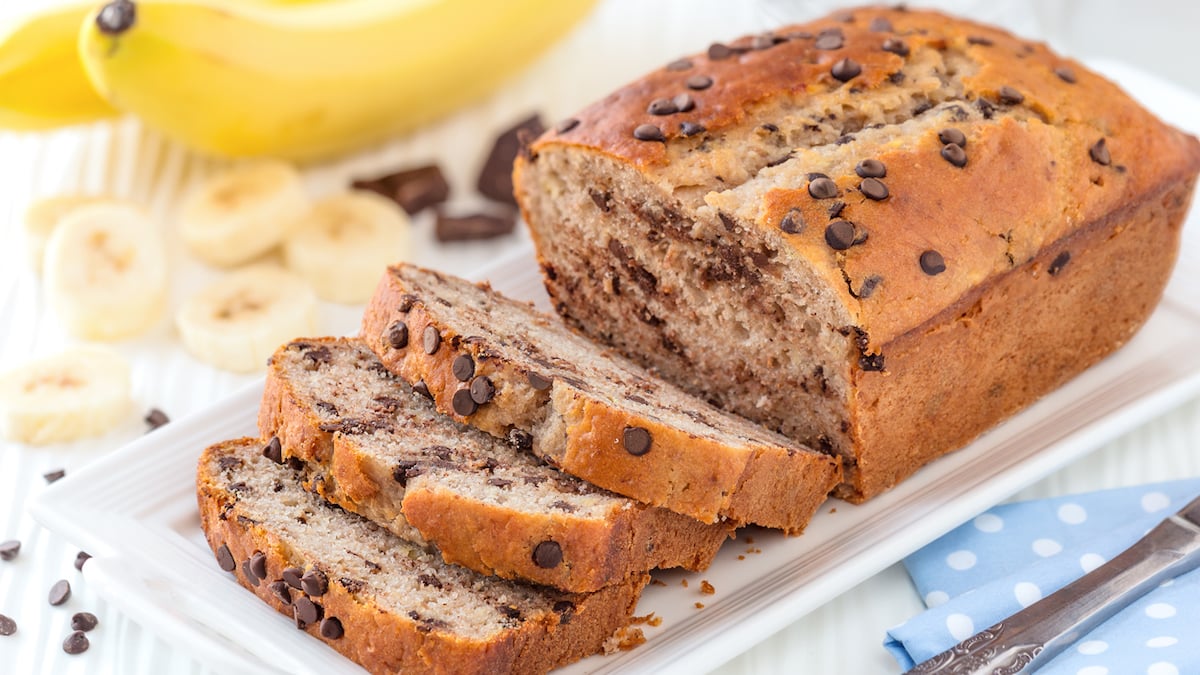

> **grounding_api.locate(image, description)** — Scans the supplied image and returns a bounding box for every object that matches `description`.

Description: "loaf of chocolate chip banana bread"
[514,5,1200,501]
[360,263,842,533]
[258,337,731,592]
[197,438,646,675]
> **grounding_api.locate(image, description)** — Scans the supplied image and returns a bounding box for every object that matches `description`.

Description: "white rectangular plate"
[31,60,1200,675]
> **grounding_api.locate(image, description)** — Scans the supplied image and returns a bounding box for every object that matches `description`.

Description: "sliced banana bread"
[360,264,841,533]
[197,438,646,675]
[259,337,730,592]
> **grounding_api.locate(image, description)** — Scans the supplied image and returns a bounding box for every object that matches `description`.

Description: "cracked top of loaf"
[526,5,1200,349]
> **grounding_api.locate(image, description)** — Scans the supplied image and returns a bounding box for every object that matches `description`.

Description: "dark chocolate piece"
[476,114,544,206]
[353,164,451,215]
[48,579,71,606]
[452,354,475,382]
[920,250,947,275]
[434,211,516,242]
[70,612,98,632]
[532,540,563,568]
[622,426,653,456]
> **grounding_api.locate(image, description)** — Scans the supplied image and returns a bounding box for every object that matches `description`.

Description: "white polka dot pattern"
[946,550,977,571]
[1033,538,1064,557]
[1145,603,1177,619]
[973,513,1004,533]
[1013,581,1041,607]
[945,613,973,641]
[1080,553,1106,573]
[1146,636,1178,648]
[924,590,949,608]
[1058,503,1088,524]
[1078,640,1109,655]
[1147,663,1179,675]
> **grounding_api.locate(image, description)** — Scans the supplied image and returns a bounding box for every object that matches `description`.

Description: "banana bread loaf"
[514,6,1200,500]
[360,263,841,533]
[197,437,646,675]
[259,337,731,592]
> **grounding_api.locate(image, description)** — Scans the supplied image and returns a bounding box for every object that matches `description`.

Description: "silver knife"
[905,492,1200,675]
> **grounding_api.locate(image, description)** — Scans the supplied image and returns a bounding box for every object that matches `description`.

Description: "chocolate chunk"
[527,371,552,391]
[779,209,805,234]
[71,612,98,632]
[860,177,889,201]
[881,38,909,56]
[967,35,994,46]
[532,540,563,568]
[555,118,579,134]
[74,551,91,571]
[477,114,544,206]
[1055,66,1077,84]
[62,630,89,655]
[666,58,693,71]
[499,605,523,621]
[282,567,304,590]
[1048,251,1071,276]
[672,93,695,113]
[825,220,858,251]
[939,128,966,147]
[397,293,418,313]
[387,321,409,349]
[0,614,15,636]
[554,600,576,625]
[941,143,968,167]
[507,428,533,450]
[42,468,66,483]
[633,124,665,142]
[680,122,707,137]
[144,408,170,431]
[452,354,475,382]
[287,456,304,471]
[647,98,678,115]
[998,85,1024,105]
[301,569,328,597]
[435,211,516,242]
[294,597,323,626]
[869,17,893,32]
[422,326,441,355]
[269,580,293,606]
[622,426,653,456]
[320,617,344,640]
[249,551,267,581]
[452,388,478,416]
[920,250,947,275]
[860,353,886,371]
[49,579,71,606]
[814,30,844,50]
[241,560,261,587]
[888,71,906,85]
[707,42,734,60]
[1089,138,1111,166]
[686,74,713,90]
[855,159,887,178]
[470,376,495,404]
[412,381,432,400]
[856,275,883,299]
[353,164,451,215]
[808,177,839,200]
[827,200,846,219]
[0,540,20,561]
[831,58,862,82]
[262,436,283,464]
[216,544,236,572]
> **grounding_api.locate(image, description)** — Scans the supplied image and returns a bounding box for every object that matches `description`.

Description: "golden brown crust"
[196,438,647,675]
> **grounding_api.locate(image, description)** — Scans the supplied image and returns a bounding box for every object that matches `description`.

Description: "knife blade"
[905,492,1200,675]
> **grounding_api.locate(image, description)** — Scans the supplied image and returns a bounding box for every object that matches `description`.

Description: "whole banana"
[79,0,597,161]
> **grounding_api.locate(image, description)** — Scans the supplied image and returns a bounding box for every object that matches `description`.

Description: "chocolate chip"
[527,371,552,391]
[241,560,261,587]
[452,388,478,416]
[686,74,713,90]
[301,569,328,597]
[856,275,883,299]
[814,30,844,50]
[860,177,889,201]
[831,58,862,82]
[622,426,652,456]
[672,93,695,113]
[869,17,893,32]
[666,58,693,71]
[470,376,495,404]
[1055,66,1077,84]
[967,35,994,46]
[269,580,293,606]
[247,552,266,582]
[387,322,409,349]
[1089,138,1111,166]
[938,128,966,147]
[779,209,805,234]
[40,468,66,483]
[680,122,706,137]
[920,250,947,275]
[633,124,664,142]
[881,38,909,56]
[707,42,734,60]
[215,544,236,572]
[287,456,304,471]
[825,220,858,251]
[477,114,544,205]
[532,541,563,568]
[855,159,887,178]
[827,201,846,219]
[95,0,135,36]
[451,354,475,382]
[422,326,441,354]
[144,408,170,431]
[262,437,283,464]
[294,597,322,626]
[435,211,516,242]
[808,177,839,200]
[941,143,968,167]
[62,630,89,655]
[998,85,1024,105]
[860,353,886,371]
[397,293,418,313]
[507,429,533,450]
[413,381,433,400]
[320,617,344,640]
[74,551,91,571]
[553,600,575,625]
[282,567,304,590]
[555,118,579,134]
[49,579,71,606]
[0,614,15,636]
[647,98,677,115]
[70,612,98,632]
[0,540,20,561]
[1048,251,1071,276]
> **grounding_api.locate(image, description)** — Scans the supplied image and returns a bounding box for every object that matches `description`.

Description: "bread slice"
[259,337,731,592]
[197,438,646,675]
[359,264,841,533]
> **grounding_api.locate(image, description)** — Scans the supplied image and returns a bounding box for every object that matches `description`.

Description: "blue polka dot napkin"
[884,479,1200,675]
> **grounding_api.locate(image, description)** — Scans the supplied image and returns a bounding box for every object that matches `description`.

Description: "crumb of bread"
[649,577,668,587]
[700,580,715,595]
[694,602,705,609]
[630,612,662,627]
[681,579,689,588]
[602,626,646,654]
[738,554,745,560]
[744,536,755,544]
[830,507,837,514]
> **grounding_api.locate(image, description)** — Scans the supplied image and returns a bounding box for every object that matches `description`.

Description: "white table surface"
[2,1,1198,673]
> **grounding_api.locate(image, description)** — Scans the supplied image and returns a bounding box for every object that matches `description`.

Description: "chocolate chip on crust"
[1055,66,1077,84]
[824,220,858,251]
[470,376,496,404]
[672,93,695,113]
[856,275,883,299]
[622,426,653,456]
[881,38,909,56]
[262,436,283,464]
[282,567,304,589]
[396,293,418,313]
[452,389,479,416]
[249,551,268,581]
[779,209,805,234]
[814,29,844,50]
[666,58,693,72]
[859,177,889,201]
[941,143,968,168]
[680,122,707,137]
[938,128,966,147]
[387,321,409,349]
[686,74,713,90]
[422,326,441,354]
[1089,138,1111,166]
[633,124,665,142]
[1048,251,1072,276]
[855,159,887,178]
[869,17,893,32]
[451,354,475,382]
[920,250,947,275]
[808,177,839,200]
[241,560,261,587]
[412,381,433,400]
[707,42,735,60]
[216,544,236,572]
[831,58,862,82]
[967,35,995,46]
[997,85,1024,105]
[532,541,564,568]
[294,597,323,627]
[647,98,678,116]
[526,371,552,391]
[269,580,293,606]
[301,569,328,597]
[320,617,344,640]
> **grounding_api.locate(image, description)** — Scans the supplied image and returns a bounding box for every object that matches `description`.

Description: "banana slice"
[23,195,119,273]
[43,203,169,341]
[283,190,411,304]
[176,265,317,373]
[179,160,308,268]
[0,347,132,445]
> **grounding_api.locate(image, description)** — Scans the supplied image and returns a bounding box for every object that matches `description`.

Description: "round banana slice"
[176,265,317,373]
[0,347,133,445]
[283,190,411,304]
[179,160,308,268]
[23,194,118,273]
[43,202,169,341]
